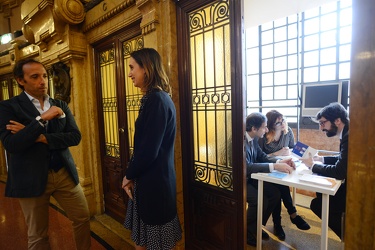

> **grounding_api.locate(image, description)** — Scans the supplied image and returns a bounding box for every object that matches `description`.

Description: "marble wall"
[344,0,375,248]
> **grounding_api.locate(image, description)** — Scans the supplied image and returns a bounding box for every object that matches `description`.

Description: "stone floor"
[1,181,342,250]
[0,181,134,250]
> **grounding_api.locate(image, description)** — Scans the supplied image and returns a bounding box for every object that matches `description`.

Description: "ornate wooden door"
[94,27,143,222]
[176,0,247,249]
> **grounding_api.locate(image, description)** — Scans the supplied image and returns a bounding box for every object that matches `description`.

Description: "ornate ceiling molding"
[0,0,21,17]
[21,0,86,51]
[82,0,135,33]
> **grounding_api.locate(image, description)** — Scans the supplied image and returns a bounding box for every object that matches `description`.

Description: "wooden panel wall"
[345,0,375,248]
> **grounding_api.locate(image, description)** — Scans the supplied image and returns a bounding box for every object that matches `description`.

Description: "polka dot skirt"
[124,181,182,249]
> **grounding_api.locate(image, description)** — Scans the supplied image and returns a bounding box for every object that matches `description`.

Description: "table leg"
[292,187,296,207]
[321,193,330,250]
[257,180,263,250]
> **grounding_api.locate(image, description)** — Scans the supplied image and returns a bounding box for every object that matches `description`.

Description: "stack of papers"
[299,174,336,187]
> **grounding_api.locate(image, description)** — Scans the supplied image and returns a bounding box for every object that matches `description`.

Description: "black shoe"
[247,230,268,246]
[274,224,286,241]
[291,215,311,230]
[247,233,257,247]
[262,230,270,240]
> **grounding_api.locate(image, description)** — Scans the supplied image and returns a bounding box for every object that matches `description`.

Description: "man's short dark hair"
[246,112,267,131]
[316,102,349,125]
[13,58,46,90]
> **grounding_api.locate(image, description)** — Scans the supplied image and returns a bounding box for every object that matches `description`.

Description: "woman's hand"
[271,147,290,157]
[278,147,291,156]
[122,176,134,200]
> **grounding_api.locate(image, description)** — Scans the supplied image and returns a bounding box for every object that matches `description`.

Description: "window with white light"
[245,0,352,125]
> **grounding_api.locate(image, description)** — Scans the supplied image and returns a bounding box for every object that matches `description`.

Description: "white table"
[251,163,342,250]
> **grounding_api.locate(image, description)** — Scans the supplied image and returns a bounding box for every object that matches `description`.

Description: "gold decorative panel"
[11,78,20,97]
[1,79,9,100]
[122,36,144,157]
[99,48,120,158]
[98,35,144,159]
[189,0,232,190]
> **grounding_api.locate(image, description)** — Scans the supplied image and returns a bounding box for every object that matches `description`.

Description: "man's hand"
[279,158,296,169]
[35,134,48,144]
[41,106,64,121]
[301,153,315,168]
[6,120,25,134]
[313,154,324,162]
[7,120,48,144]
[274,163,295,174]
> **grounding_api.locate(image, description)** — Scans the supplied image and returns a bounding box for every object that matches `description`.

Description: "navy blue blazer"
[0,92,81,198]
[125,90,177,225]
[245,136,278,181]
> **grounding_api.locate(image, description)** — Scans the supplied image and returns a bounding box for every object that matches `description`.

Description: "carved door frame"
[93,24,142,223]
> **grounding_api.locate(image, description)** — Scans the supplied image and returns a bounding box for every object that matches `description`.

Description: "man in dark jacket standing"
[302,102,349,239]
[0,59,91,249]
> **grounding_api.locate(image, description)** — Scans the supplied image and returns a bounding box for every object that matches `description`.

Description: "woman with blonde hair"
[258,110,310,241]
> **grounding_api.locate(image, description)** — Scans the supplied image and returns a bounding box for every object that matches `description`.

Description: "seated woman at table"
[258,110,310,241]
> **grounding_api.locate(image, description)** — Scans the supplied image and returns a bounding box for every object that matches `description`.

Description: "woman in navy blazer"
[121,48,182,250]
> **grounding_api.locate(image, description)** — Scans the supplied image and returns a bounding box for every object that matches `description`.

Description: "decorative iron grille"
[99,48,120,158]
[123,36,144,157]
[189,0,233,190]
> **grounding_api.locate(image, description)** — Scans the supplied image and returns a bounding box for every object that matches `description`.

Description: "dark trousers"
[272,184,297,225]
[310,185,346,239]
[247,181,281,235]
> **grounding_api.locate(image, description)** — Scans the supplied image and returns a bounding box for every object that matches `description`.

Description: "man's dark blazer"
[245,136,278,182]
[312,125,349,201]
[312,125,348,181]
[310,125,348,238]
[0,91,81,198]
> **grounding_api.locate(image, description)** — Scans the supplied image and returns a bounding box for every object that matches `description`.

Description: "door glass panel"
[189,0,232,190]
[1,80,9,100]
[99,48,120,158]
[11,79,21,97]
[123,36,144,157]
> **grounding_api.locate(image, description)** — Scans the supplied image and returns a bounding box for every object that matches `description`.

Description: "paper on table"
[268,171,288,179]
[299,174,337,187]
[292,141,318,159]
